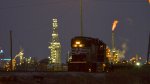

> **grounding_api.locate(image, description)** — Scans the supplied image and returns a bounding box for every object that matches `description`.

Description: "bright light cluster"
[73,41,84,47]
[136,62,141,66]
[49,42,61,63]
[0,50,3,53]
[49,19,61,64]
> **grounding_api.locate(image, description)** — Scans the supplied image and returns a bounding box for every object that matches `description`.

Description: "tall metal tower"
[112,31,115,51]
[147,32,150,64]
[112,20,118,63]
[48,19,61,64]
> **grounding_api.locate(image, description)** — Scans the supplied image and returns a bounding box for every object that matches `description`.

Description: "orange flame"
[148,0,150,4]
[112,20,119,31]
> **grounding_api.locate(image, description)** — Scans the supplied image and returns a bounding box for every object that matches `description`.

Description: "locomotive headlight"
[75,41,81,44]
[74,44,77,47]
[79,44,83,47]
[73,41,84,47]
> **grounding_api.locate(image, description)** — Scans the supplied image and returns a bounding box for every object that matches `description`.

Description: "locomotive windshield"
[71,37,94,48]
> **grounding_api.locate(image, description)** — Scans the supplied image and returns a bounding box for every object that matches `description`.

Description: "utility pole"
[147,32,150,64]
[10,30,13,71]
[80,0,83,36]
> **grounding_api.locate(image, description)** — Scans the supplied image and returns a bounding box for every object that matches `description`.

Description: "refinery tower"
[48,19,61,64]
[112,20,119,63]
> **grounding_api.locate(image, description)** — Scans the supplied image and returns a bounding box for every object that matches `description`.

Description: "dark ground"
[0,65,150,84]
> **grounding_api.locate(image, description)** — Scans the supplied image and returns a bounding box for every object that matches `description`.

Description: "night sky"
[0,0,150,63]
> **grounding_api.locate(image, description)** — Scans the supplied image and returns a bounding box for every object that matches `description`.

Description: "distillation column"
[48,19,61,65]
[112,20,118,63]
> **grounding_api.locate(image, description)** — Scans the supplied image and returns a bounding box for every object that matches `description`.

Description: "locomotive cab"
[68,36,109,72]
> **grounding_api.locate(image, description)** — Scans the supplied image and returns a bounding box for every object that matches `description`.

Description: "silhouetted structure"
[9,30,13,71]
[147,32,150,64]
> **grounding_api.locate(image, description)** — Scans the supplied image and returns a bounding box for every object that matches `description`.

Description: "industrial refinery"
[0,0,150,84]
[110,20,126,63]
[0,0,150,71]
[0,17,149,72]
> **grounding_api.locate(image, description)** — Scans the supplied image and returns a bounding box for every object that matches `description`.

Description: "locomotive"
[68,36,110,72]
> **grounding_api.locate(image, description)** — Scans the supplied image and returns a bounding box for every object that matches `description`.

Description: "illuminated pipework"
[48,19,61,64]
[12,48,24,70]
[16,48,24,64]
